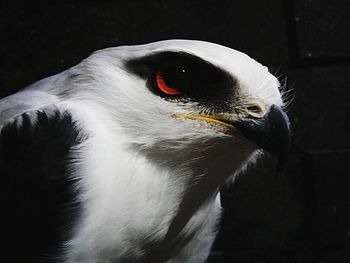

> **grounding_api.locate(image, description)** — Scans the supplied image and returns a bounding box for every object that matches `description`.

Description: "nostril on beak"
[245,103,266,118]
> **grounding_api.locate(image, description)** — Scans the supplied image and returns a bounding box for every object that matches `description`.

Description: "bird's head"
[68,40,290,179]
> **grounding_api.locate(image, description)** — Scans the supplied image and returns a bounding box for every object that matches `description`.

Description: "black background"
[1,1,350,262]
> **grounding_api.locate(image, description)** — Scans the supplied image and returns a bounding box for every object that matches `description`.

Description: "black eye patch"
[125,51,236,103]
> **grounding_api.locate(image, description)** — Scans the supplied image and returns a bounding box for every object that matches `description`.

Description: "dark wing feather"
[0,109,86,262]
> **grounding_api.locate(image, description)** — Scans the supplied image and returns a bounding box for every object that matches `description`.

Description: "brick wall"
[1,1,349,262]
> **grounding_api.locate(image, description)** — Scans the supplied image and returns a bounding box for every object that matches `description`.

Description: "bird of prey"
[0,40,290,263]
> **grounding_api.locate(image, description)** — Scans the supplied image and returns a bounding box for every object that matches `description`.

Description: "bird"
[0,39,290,263]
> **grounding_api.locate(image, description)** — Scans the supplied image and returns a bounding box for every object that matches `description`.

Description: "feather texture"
[0,40,284,262]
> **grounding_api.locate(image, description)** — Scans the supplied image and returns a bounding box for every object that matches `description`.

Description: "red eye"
[156,72,181,95]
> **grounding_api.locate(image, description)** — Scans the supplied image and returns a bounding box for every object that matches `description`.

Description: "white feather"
[0,40,283,262]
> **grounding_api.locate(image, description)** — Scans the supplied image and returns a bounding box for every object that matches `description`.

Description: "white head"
[60,39,289,184]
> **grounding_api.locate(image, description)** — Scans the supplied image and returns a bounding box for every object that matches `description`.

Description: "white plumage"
[0,40,289,263]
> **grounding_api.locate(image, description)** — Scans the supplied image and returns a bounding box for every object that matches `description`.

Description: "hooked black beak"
[173,104,290,174]
[233,104,291,174]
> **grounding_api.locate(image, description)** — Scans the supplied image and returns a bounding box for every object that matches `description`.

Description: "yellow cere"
[173,113,234,129]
